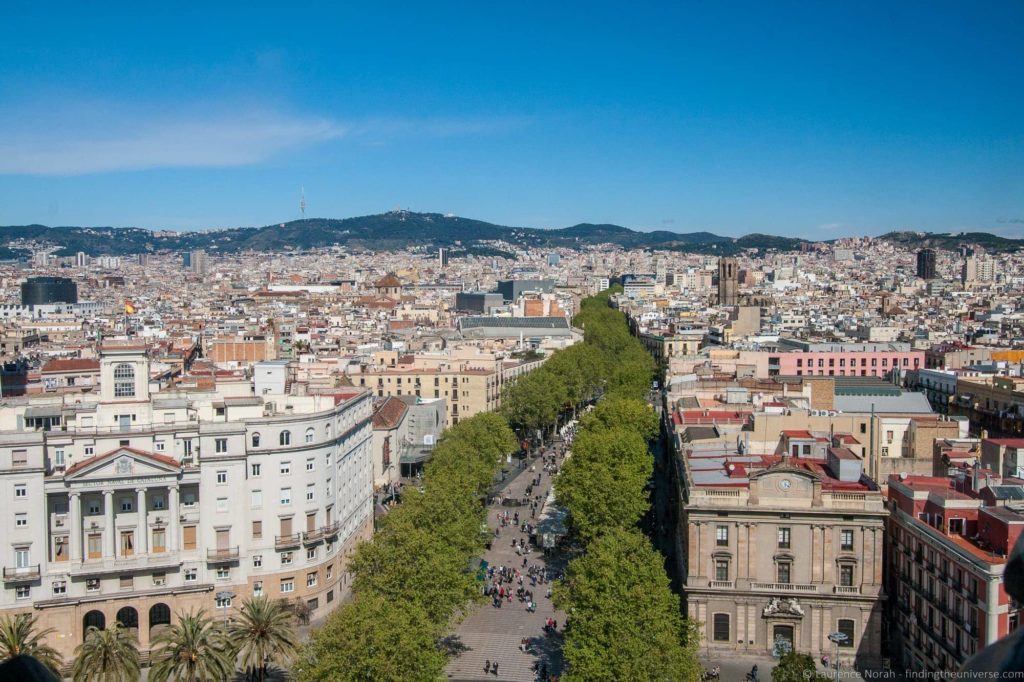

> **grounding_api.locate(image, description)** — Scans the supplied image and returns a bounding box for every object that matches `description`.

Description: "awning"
[25,406,62,419]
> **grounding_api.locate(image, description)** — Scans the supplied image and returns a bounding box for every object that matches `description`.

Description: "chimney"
[972,461,981,493]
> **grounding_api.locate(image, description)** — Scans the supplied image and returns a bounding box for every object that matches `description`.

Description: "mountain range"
[0,212,1020,258]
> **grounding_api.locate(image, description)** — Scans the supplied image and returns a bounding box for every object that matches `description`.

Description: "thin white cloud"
[0,107,528,176]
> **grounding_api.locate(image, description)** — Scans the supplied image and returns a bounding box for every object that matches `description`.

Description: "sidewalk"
[446,453,567,682]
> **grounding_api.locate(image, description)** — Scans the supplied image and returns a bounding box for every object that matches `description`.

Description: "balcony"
[834,586,861,595]
[3,565,40,582]
[206,547,239,563]
[275,533,301,550]
[750,582,818,593]
[708,580,734,589]
[322,521,340,538]
[302,528,325,545]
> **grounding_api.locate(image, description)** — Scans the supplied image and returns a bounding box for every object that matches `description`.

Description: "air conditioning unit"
[153,576,166,586]
[55,518,65,527]
[179,515,187,522]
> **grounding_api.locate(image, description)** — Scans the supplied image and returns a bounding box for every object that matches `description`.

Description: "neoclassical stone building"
[0,344,374,661]
[674,440,887,667]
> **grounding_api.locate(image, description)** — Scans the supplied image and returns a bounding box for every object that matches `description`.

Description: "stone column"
[810,525,820,583]
[69,492,82,562]
[136,488,147,554]
[168,485,179,552]
[103,490,116,558]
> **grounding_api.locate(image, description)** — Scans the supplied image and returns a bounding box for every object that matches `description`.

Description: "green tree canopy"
[72,623,140,682]
[554,527,699,682]
[772,650,830,682]
[581,396,659,441]
[297,595,446,682]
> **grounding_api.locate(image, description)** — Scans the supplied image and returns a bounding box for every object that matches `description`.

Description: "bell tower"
[100,344,151,403]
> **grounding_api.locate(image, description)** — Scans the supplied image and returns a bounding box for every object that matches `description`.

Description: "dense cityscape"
[2,3,1023,681]
[0,230,1019,679]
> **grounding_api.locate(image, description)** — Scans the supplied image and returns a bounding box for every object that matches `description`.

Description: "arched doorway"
[149,603,171,638]
[115,606,139,639]
[83,610,105,637]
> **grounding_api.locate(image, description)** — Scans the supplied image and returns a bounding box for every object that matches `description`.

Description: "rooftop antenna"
[300,187,306,219]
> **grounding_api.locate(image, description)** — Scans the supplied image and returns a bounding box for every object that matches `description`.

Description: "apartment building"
[674,439,887,667]
[0,344,374,661]
[353,350,544,427]
[887,473,1024,673]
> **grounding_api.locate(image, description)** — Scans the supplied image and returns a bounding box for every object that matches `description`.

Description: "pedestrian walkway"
[446,449,567,682]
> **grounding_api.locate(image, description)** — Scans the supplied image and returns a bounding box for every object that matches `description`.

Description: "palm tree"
[72,622,139,681]
[229,596,299,681]
[0,612,63,676]
[149,609,233,682]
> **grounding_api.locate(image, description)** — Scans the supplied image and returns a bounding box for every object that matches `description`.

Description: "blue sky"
[0,2,1022,238]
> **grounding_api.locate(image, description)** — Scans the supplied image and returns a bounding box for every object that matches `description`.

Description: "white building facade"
[0,344,374,661]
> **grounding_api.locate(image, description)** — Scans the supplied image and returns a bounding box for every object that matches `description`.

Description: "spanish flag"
[125,301,137,315]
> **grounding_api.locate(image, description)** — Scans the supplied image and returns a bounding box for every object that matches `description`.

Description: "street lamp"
[216,591,234,628]
[827,631,848,682]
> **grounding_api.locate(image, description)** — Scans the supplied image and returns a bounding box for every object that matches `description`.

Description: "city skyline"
[1,2,1022,238]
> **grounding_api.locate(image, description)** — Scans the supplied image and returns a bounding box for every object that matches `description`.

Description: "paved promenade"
[446,453,567,682]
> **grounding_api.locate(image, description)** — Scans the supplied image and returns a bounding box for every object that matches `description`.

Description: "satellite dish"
[899,472,908,480]
[728,463,735,472]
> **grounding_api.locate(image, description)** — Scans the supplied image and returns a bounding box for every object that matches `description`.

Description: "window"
[281,552,293,565]
[14,484,26,498]
[120,531,135,556]
[11,450,31,467]
[326,564,333,580]
[184,568,197,582]
[120,498,133,512]
[837,619,855,647]
[778,527,791,549]
[713,613,730,642]
[253,581,263,597]
[215,439,228,454]
[216,497,228,512]
[251,463,262,477]
[253,555,263,568]
[153,572,166,586]
[280,579,294,594]
[325,452,331,466]
[715,560,729,582]
[252,520,263,539]
[251,490,262,508]
[306,547,316,560]
[280,488,291,505]
[280,461,291,475]
[306,484,315,502]
[87,534,102,559]
[152,495,165,510]
[307,598,319,611]
[15,513,27,527]
[54,536,68,561]
[841,530,854,551]
[86,578,100,592]
[777,562,791,584]
[307,572,318,587]
[216,567,230,580]
[85,446,94,456]
[113,363,135,397]
[252,433,261,448]
[305,428,314,444]
[216,470,227,484]
[182,492,196,507]
[325,477,332,492]
[215,595,232,608]
[840,564,855,587]
[152,529,166,553]
[155,440,166,452]
[52,580,66,596]
[306,458,315,472]
[54,449,65,466]
[716,526,729,546]
[280,431,291,446]
[119,575,133,590]
[15,586,30,600]
[183,526,197,550]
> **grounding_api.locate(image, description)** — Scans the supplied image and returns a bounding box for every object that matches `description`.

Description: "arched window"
[83,610,105,636]
[280,431,291,446]
[116,606,139,631]
[149,603,171,630]
[251,433,260,448]
[305,428,315,443]
[113,363,135,398]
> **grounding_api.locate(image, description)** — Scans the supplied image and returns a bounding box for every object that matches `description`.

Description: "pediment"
[65,447,180,482]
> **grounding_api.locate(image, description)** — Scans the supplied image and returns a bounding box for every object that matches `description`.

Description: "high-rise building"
[438,247,450,269]
[190,250,208,275]
[917,249,937,280]
[962,255,978,285]
[75,252,88,267]
[547,253,560,267]
[718,257,738,305]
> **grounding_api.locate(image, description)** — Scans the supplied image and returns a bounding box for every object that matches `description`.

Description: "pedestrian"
[492,661,499,676]
[485,659,490,674]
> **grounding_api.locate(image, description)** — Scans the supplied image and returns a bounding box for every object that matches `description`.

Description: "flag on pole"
[125,301,136,314]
